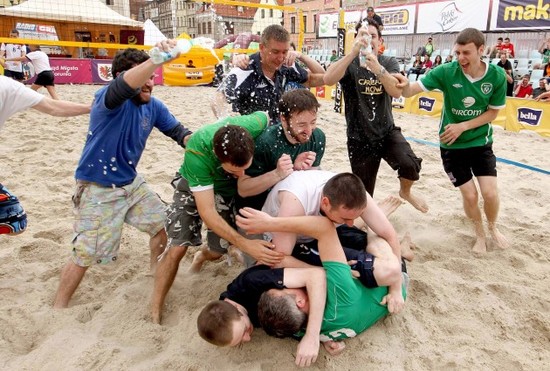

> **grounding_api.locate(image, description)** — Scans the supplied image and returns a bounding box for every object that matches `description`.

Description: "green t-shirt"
[179,112,268,197]
[319,261,404,341]
[418,61,506,149]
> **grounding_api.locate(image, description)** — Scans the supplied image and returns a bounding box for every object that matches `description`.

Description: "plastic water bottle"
[359,34,372,66]
[149,39,192,64]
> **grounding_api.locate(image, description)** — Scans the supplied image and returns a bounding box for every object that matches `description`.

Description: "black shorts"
[34,70,55,86]
[348,127,422,195]
[440,144,497,187]
[4,70,24,81]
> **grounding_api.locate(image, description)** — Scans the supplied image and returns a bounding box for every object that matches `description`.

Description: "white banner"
[378,5,416,35]
[318,13,340,38]
[416,0,490,33]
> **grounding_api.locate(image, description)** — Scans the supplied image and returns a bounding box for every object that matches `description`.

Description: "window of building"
[303,15,307,33]
[291,17,296,34]
[261,9,265,18]
[208,21,212,34]
[269,9,273,17]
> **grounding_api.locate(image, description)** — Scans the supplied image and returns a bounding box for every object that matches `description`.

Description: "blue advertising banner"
[491,0,550,30]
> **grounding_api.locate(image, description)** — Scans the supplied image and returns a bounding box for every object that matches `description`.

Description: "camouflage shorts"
[165,176,235,254]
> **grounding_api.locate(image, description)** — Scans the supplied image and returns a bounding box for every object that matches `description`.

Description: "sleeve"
[286,63,309,84]
[418,63,444,92]
[220,266,285,300]
[180,148,216,189]
[0,77,44,127]
[246,134,276,177]
[489,68,507,108]
[381,56,400,74]
[25,51,38,62]
[160,123,192,148]
[103,72,140,110]
[231,111,268,138]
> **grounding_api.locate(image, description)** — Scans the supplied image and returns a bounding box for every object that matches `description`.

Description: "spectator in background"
[0,29,26,81]
[1,44,59,99]
[534,36,550,69]
[532,78,549,100]
[424,37,435,58]
[365,6,383,30]
[445,55,453,63]
[542,61,550,77]
[513,75,533,98]
[431,55,443,69]
[418,54,432,77]
[407,55,423,80]
[496,53,514,96]
[486,37,503,59]
[329,49,338,64]
[501,37,515,58]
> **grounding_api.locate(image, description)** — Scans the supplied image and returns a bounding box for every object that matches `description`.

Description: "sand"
[0,84,549,370]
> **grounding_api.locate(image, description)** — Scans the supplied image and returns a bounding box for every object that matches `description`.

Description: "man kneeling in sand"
[234,207,408,366]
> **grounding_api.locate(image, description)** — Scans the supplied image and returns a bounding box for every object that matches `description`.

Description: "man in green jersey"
[235,207,407,362]
[395,28,508,254]
[152,113,285,324]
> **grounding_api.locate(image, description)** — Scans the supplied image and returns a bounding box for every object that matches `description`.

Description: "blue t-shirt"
[75,84,179,187]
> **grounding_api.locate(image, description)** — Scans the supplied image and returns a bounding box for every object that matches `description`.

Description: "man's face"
[358,25,380,51]
[496,39,503,45]
[428,38,432,44]
[221,158,252,178]
[367,8,374,17]
[455,42,483,76]
[132,73,155,105]
[504,39,510,45]
[260,39,289,71]
[500,53,507,62]
[320,198,363,227]
[225,300,254,347]
[540,80,546,89]
[281,110,317,144]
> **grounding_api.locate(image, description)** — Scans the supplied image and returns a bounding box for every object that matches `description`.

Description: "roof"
[0,0,142,27]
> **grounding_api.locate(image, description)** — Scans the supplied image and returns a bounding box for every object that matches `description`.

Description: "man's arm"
[394,73,424,97]
[324,32,364,86]
[237,154,293,197]
[194,189,284,265]
[283,267,326,367]
[32,97,91,117]
[440,108,500,146]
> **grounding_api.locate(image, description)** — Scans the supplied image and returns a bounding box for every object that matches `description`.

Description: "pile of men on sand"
[1,21,518,367]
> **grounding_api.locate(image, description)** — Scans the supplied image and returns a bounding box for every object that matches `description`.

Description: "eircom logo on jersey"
[418,97,435,112]
[517,107,543,127]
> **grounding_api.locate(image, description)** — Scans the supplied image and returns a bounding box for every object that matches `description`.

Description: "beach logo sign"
[481,83,493,94]
[418,97,436,112]
[517,107,543,127]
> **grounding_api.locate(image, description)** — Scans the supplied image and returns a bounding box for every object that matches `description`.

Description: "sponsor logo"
[437,2,463,31]
[517,107,543,126]
[462,96,475,108]
[451,108,483,116]
[497,0,550,29]
[380,10,410,26]
[453,83,463,88]
[392,96,405,108]
[481,83,493,94]
[419,97,436,112]
[97,64,112,82]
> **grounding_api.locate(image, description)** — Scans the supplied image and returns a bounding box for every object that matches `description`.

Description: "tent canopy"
[144,19,166,46]
[0,0,142,27]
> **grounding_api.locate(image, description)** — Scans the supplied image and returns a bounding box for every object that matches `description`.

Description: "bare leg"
[30,84,41,91]
[458,180,486,253]
[400,232,415,262]
[46,86,59,100]
[189,246,223,273]
[399,178,429,213]
[53,261,88,308]
[478,176,509,249]
[149,229,167,275]
[151,245,187,324]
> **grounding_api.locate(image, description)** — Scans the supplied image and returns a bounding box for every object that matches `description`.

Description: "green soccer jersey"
[179,112,268,197]
[418,61,506,149]
[319,262,404,341]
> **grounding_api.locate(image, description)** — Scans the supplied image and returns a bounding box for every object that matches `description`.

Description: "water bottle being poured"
[359,24,372,67]
[149,39,192,65]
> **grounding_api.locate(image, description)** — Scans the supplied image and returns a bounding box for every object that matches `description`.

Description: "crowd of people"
[1,15,548,368]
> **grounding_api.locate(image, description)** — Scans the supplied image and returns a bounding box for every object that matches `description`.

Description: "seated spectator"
[514,75,533,98]
[486,37,503,59]
[534,36,550,69]
[496,52,514,96]
[501,37,515,58]
[532,78,549,100]
[329,49,338,63]
[543,61,550,77]
[444,55,453,63]
[415,37,435,58]
[406,55,423,80]
[431,55,442,69]
[415,55,432,79]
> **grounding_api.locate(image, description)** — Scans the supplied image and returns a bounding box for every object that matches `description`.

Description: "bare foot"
[151,308,161,324]
[488,224,509,249]
[189,251,206,273]
[227,245,245,266]
[472,237,487,254]
[378,195,404,217]
[399,190,429,213]
[322,340,346,356]
[400,232,415,262]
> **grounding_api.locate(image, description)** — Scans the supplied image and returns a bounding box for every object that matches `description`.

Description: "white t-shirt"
[25,50,51,75]
[1,43,25,72]
[262,170,336,242]
[0,75,44,128]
